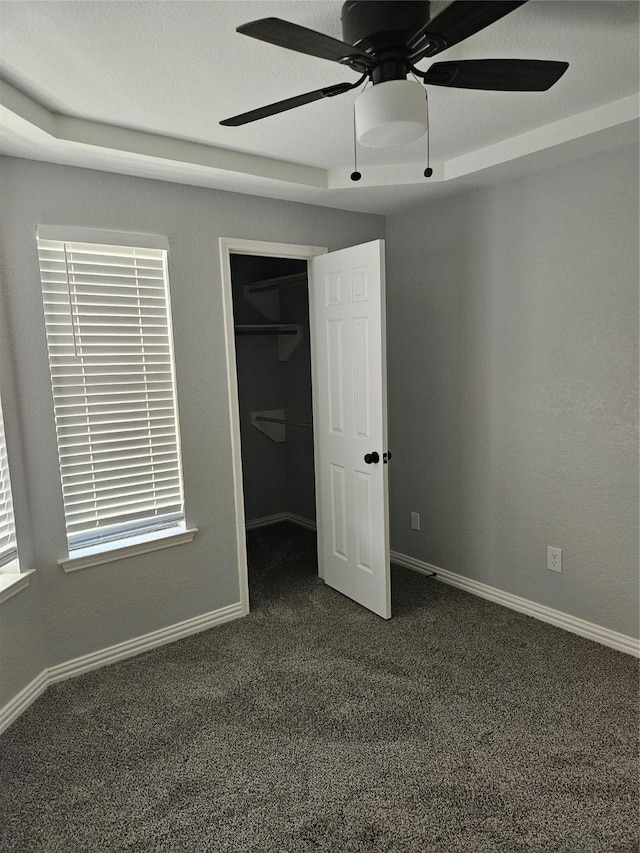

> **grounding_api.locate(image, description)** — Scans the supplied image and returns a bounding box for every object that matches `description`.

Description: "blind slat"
[62,460,179,483]
[67,501,183,531]
[61,461,180,486]
[65,486,182,518]
[64,473,181,501]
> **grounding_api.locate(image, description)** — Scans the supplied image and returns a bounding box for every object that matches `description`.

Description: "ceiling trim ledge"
[445,95,639,180]
[0,78,328,189]
[326,95,639,189]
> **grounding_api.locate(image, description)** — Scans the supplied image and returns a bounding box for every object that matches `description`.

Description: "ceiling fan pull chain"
[351,104,362,182]
[424,87,433,178]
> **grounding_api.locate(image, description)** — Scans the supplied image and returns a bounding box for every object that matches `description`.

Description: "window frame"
[0,380,35,603]
[0,393,19,574]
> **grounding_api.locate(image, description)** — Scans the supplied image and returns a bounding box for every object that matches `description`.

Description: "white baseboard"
[246,512,316,531]
[48,602,245,683]
[391,550,639,658]
[0,669,49,735]
[5,547,633,735]
[286,513,317,531]
[0,601,245,734]
[245,512,290,530]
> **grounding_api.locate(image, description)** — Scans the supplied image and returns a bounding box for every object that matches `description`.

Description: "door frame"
[219,237,327,616]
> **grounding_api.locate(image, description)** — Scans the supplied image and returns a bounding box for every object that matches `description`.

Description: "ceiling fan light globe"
[355,80,427,148]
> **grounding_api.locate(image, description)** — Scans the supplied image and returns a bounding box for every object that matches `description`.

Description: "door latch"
[383,451,392,464]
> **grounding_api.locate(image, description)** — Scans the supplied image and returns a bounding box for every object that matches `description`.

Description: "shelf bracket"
[277,325,302,361]
[251,409,286,443]
[243,284,280,321]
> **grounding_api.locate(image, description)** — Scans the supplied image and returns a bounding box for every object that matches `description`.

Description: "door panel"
[311,240,390,619]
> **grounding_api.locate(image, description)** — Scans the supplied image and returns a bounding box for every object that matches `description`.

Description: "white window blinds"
[37,229,186,552]
[0,398,18,569]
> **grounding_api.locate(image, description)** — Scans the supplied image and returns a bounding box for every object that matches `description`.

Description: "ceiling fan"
[220,1,569,150]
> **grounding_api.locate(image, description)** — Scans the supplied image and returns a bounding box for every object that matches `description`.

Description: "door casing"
[219,237,327,615]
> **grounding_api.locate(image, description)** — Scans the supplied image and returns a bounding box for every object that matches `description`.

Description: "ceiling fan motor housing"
[341,1,430,52]
[341,0,431,82]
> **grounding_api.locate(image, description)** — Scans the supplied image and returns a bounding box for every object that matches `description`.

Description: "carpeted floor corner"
[1,521,638,852]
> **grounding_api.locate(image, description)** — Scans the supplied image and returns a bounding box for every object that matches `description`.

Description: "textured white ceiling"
[0,1,638,212]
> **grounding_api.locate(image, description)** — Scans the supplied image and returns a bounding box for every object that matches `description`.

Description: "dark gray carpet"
[1,522,638,852]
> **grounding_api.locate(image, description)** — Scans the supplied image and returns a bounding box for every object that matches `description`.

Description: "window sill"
[58,527,198,573]
[0,570,36,604]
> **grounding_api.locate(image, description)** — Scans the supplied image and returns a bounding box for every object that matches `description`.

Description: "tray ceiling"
[0,1,638,213]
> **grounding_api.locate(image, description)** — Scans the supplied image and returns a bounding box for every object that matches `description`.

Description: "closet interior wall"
[230,254,316,527]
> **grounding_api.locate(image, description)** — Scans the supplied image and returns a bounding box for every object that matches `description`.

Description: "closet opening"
[229,250,319,609]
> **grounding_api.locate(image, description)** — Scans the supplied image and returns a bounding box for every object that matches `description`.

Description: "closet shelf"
[235,324,302,361]
[251,409,312,443]
[234,324,298,336]
[246,272,307,294]
[254,415,312,429]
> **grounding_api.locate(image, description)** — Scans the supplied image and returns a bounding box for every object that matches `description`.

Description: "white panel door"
[311,240,390,619]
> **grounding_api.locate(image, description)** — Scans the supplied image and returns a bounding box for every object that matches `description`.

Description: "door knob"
[364,452,380,464]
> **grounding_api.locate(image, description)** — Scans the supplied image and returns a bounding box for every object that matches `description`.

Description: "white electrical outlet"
[548,546,563,573]
[410,512,421,531]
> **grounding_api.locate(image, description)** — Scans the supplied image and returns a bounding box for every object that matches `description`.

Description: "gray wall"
[386,144,639,638]
[0,157,384,705]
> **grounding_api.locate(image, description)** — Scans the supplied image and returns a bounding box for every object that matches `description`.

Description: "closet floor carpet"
[1,521,638,852]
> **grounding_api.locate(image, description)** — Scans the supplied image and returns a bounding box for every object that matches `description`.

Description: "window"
[37,226,187,559]
[0,395,18,572]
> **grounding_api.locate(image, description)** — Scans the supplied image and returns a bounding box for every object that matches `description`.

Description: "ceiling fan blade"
[220,83,355,127]
[237,18,372,70]
[408,1,528,61]
[423,59,569,91]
